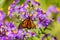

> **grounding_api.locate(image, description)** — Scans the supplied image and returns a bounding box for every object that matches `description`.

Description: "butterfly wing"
[18,17,35,29]
[27,19,35,29]
[18,18,28,29]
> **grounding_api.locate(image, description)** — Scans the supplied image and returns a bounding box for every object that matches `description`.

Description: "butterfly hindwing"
[18,18,28,29]
[18,17,35,29]
[27,19,35,29]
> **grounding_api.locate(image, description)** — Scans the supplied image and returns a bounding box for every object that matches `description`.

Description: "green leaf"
[0,0,5,8]
[19,0,25,5]
[2,0,14,13]
[39,0,60,11]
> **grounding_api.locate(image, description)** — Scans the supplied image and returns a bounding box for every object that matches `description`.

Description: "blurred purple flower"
[38,18,52,27]
[15,0,20,4]
[22,3,28,9]
[6,22,16,30]
[33,0,40,6]
[57,17,60,23]
[21,12,29,19]
[36,8,47,19]
[8,6,15,18]
[15,5,27,13]
[42,34,50,40]
[46,6,58,16]
[0,10,6,21]
[28,30,37,37]
[53,36,57,40]
[15,6,21,13]
[10,2,16,8]
[42,34,57,40]
[8,0,19,18]
[38,23,43,28]
[0,22,4,27]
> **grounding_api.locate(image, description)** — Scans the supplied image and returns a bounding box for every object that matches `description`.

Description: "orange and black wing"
[18,18,28,29]
[18,17,35,29]
[27,19,35,29]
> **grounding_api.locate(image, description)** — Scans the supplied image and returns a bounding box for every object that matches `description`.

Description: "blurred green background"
[0,0,60,40]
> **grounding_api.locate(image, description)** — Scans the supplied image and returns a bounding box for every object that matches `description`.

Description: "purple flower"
[42,19,52,27]
[36,8,47,19]
[6,22,16,30]
[0,22,4,27]
[8,7,15,18]
[15,5,21,13]
[15,0,20,4]
[28,30,37,37]
[57,17,60,23]
[53,36,57,40]
[38,23,43,28]
[10,2,16,8]
[38,18,52,27]
[21,12,29,19]
[0,10,6,21]
[22,3,28,9]
[17,29,23,37]
[33,0,40,6]
[42,34,50,40]
[46,6,58,16]
[16,29,27,40]
[42,34,57,40]
[15,5,27,13]
[8,1,18,18]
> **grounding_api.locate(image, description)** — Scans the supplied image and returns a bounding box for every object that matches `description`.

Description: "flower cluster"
[0,0,60,40]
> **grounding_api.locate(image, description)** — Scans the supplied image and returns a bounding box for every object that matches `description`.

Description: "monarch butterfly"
[18,16,35,29]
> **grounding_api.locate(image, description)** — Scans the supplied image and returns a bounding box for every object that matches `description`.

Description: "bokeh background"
[0,0,60,40]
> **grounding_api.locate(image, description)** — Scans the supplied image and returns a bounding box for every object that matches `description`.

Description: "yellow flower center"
[0,8,3,10]
[56,7,60,12]
[35,0,39,2]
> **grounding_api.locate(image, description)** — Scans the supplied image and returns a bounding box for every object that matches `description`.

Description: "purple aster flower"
[3,36,11,40]
[42,34,50,40]
[42,34,57,40]
[36,8,47,19]
[2,36,9,40]
[15,0,20,4]
[22,3,28,9]
[28,30,37,37]
[38,23,43,28]
[16,29,27,40]
[42,19,52,27]
[0,22,4,27]
[21,12,29,19]
[38,18,52,27]
[15,5,21,13]
[0,37,2,40]
[29,11,37,20]
[30,32,37,37]
[8,0,19,18]
[0,10,6,21]
[26,0,31,2]
[57,17,60,23]
[52,36,57,40]
[17,29,23,37]
[10,1,16,8]
[5,22,16,30]
[33,0,40,6]
[46,6,58,16]
[8,7,15,18]
[15,5,27,13]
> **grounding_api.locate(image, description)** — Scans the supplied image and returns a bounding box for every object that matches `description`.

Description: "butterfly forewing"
[27,19,35,29]
[18,18,28,29]
[18,17,35,29]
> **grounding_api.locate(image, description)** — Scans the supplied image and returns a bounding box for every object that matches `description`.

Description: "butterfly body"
[18,17,35,29]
